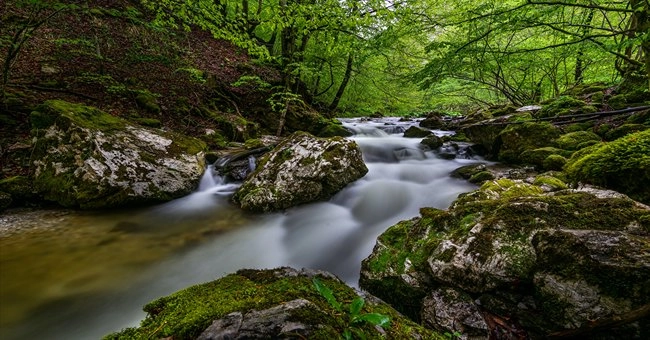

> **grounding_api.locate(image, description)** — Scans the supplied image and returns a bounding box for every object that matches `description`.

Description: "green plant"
[444,331,462,339]
[312,277,391,340]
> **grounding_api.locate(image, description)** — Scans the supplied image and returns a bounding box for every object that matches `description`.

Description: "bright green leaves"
[312,277,342,312]
[312,277,392,339]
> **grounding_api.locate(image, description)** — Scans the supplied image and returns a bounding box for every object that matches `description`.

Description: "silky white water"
[0,117,482,339]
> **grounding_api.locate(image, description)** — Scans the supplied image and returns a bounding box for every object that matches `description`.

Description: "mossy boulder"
[604,123,647,141]
[520,147,567,169]
[135,92,161,114]
[542,154,567,171]
[203,109,259,142]
[420,135,443,149]
[419,113,445,129]
[495,122,561,164]
[105,268,438,340]
[30,100,206,209]
[554,131,601,150]
[403,126,433,138]
[565,129,650,204]
[361,178,650,338]
[233,132,367,212]
[317,120,352,137]
[538,96,597,118]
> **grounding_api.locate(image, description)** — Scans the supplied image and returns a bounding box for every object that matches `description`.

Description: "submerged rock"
[361,178,650,338]
[30,100,206,209]
[104,267,436,339]
[233,132,367,212]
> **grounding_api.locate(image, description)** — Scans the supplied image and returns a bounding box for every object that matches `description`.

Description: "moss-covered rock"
[233,132,367,212]
[421,135,443,149]
[468,171,495,184]
[495,122,561,164]
[105,268,439,340]
[555,131,602,150]
[542,154,567,171]
[361,178,650,338]
[203,109,259,142]
[135,92,161,114]
[565,129,650,204]
[538,96,597,118]
[419,113,445,129]
[520,147,567,169]
[30,100,206,209]
[403,126,433,138]
[317,121,352,137]
[604,123,647,141]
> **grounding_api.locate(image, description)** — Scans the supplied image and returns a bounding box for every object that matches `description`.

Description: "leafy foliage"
[313,277,391,339]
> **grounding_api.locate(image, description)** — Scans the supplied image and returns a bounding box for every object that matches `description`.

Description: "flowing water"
[0,118,483,339]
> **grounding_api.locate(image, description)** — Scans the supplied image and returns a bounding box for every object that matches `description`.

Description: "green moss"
[604,123,647,141]
[496,122,561,164]
[135,93,161,114]
[542,154,567,171]
[244,138,264,149]
[532,175,568,191]
[31,100,124,131]
[106,269,437,339]
[555,131,601,150]
[317,122,352,137]
[520,147,568,168]
[565,129,650,204]
[480,179,545,199]
[539,96,595,118]
[468,171,495,184]
[131,117,161,128]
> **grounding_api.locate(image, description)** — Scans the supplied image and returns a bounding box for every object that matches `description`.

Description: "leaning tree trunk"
[328,53,354,112]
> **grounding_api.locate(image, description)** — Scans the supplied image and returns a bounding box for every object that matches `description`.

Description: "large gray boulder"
[30,100,206,209]
[361,177,650,338]
[233,132,367,212]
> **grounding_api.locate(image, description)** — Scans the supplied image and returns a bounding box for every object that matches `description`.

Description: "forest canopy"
[3,0,649,116]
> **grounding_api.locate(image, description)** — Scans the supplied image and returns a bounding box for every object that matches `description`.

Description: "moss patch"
[105,268,439,339]
[565,129,650,204]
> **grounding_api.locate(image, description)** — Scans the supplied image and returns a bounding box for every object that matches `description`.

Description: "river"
[0,117,482,339]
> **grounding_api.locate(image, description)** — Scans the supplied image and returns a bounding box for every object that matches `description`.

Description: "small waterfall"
[198,165,219,191]
[248,156,256,172]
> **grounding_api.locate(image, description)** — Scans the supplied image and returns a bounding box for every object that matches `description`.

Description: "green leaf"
[353,313,391,328]
[343,329,353,340]
[312,278,342,312]
[349,297,364,316]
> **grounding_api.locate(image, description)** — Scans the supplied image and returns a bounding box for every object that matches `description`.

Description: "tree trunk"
[328,53,354,112]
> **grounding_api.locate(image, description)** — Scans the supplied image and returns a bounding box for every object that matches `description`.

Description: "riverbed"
[0,117,483,339]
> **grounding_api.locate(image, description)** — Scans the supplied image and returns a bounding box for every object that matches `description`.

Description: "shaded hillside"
[1,1,287,177]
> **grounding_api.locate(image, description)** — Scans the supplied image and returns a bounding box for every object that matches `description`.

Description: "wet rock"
[421,287,488,337]
[105,267,436,339]
[421,135,443,149]
[419,114,445,129]
[233,132,367,212]
[30,100,206,209]
[404,126,433,138]
[361,178,650,338]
